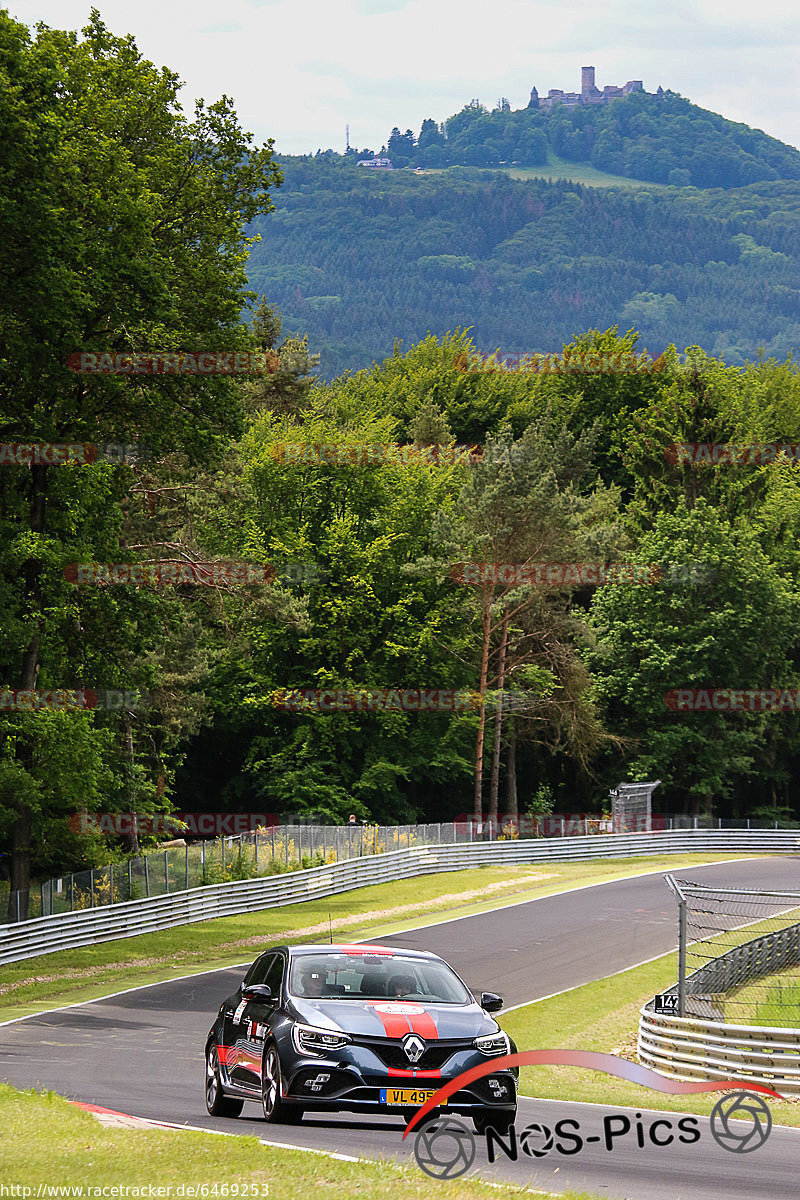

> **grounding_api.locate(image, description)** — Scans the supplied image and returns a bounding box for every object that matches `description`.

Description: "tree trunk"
[505,718,518,822]
[8,465,48,920]
[487,606,509,824]
[472,591,493,823]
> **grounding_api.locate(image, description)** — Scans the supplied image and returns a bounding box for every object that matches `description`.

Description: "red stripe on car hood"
[365,1002,439,1040]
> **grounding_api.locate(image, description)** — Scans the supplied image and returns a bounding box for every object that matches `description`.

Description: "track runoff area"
[2,857,800,1200]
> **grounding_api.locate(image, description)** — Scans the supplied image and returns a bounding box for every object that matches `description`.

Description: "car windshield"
[288,953,471,1004]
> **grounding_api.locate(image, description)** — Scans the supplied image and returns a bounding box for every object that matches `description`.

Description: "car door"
[227,953,275,1089]
[235,952,285,1089]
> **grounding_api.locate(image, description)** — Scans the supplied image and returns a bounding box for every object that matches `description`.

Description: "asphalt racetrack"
[2,857,800,1199]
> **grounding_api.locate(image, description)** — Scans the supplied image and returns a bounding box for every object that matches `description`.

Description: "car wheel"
[205,1044,244,1118]
[473,1110,514,1135]
[261,1045,303,1124]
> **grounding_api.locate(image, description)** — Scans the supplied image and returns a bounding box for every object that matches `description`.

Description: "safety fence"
[666,875,800,1024]
[5,812,796,923]
[638,874,800,1093]
[1,827,798,966]
[638,1005,800,1094]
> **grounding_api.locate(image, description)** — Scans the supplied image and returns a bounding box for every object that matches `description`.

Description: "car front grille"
[355,1038,474,1071]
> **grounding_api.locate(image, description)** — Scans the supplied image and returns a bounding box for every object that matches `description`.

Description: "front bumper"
[284,1048,517,1113]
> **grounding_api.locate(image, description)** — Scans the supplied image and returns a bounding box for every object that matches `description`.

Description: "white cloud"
[7,0,800,153]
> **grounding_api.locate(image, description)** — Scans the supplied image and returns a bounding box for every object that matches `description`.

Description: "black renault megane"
[204,943,517,1132]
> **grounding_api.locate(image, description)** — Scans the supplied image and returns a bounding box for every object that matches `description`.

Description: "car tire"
[261,1044,304,1124]
[473,1110,515,1136]
[205,1044,244,1118]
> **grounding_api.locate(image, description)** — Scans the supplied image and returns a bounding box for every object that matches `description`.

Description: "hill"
[377,90,800,189]
[247,160,800,379]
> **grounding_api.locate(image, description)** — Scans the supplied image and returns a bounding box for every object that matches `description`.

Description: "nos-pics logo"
[413,1093,772,1181]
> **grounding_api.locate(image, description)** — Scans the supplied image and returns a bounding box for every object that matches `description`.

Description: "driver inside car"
[387,973,416,998]
[299,968,326,997]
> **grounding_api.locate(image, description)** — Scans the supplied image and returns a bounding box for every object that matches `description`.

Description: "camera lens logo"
[710,1092,772,1153]
[519,1122,554,1157]
[413,1117,476,1179]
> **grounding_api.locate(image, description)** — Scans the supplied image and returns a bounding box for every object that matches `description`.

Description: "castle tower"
[528,85,539,109]
[581,66,596,96]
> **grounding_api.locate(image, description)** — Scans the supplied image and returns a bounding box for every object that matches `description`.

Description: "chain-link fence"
[27,821,470,921]
[3,811,798,923]
[666,874,800,1027]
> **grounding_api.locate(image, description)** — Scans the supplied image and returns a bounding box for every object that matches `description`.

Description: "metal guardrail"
[638,1004,800,1093]
[1,829,798,967]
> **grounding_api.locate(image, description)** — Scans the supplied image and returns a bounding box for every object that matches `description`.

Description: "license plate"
[379,1087,447,1106]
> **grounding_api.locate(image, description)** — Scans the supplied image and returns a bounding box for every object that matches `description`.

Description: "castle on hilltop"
[529,66,662,110]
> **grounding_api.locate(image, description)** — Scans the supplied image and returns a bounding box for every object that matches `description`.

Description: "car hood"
[288,996,499,1040]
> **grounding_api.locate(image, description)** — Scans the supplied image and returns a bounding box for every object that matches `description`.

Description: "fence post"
[15,891,20,923]
[271,826,275,863]
[222,838,226,872]
[201,841,206,884]
[185,844,189,890]
[70,873,74,912]
[109,863,114,905]
[323,825,327,861]
[254,832,259,869]
[128,858,133,901]
[438,823,442,844]
[144,855,150,897]
[677,895,687,1016]
[90,868,95,908]
[164,850,169,893]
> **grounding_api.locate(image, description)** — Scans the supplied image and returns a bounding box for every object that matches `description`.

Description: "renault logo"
[403,1034,426,1064]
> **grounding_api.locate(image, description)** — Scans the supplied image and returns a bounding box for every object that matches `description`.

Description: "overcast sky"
[9,0,800,156]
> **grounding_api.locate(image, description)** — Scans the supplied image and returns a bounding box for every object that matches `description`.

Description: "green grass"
[499,953,800,1127]
[0,1083,602,1198]
[0,852,767,1022]
[728,963,800,1028]
[430,151,667,190]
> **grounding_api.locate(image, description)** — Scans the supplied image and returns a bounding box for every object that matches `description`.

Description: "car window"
[263,953,284,997]
[287,953,471,1003]
[244,953,274,987]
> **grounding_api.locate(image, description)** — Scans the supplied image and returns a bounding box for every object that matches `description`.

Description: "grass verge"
[499,953,800,1128]
[0,854,770,1023]
[0,1083,603,1198]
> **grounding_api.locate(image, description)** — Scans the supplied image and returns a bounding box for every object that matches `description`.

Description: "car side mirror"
[480,991,503,1013]
[242,984,273,1003]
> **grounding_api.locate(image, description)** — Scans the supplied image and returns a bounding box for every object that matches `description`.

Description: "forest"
[249,159,800,379]
[5,10,800,909]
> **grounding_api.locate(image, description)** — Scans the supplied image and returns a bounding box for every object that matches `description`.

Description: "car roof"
[286,943,438,961]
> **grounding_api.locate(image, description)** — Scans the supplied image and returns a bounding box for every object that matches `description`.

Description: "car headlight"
[474,1031,510,1057]
[292,1024,351,1056]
